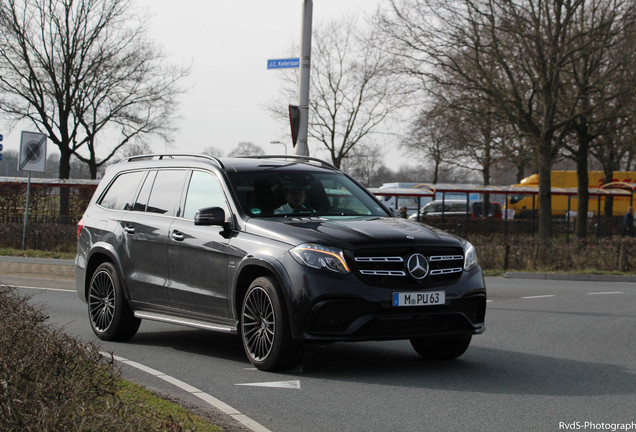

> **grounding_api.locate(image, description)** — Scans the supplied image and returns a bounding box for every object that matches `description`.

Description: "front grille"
[352,246,464,287]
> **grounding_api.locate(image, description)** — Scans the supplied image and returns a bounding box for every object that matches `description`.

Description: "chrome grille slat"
[354,257,403,262]
[353,249,464,284]
[429,255,463,261]
[359,270,406,276]
[430,267,463,275]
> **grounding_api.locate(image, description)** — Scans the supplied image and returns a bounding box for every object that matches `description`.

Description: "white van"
[377,183,431,216]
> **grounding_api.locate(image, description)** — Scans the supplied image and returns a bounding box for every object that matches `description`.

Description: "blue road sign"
[267,58,300,69]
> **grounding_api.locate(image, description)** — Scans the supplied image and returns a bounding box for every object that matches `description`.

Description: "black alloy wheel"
[240,276,303,371]
[88,262,140,341]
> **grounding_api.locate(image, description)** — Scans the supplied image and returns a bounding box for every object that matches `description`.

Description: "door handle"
[124,224,135,234]
[171,230,184,241]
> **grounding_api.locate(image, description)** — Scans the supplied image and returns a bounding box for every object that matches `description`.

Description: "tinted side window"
[132,171,156,212]
[183,171,228,219]
[146,170,188,216]
[99,171,145,210]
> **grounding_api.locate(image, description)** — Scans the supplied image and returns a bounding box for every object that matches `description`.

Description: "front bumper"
[304,293,486,341]
[279,255,487,342]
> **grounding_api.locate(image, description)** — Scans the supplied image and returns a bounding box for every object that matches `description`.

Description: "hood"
[245,216,463,250]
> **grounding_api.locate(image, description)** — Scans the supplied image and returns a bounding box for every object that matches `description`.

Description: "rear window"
[99,171,145,210]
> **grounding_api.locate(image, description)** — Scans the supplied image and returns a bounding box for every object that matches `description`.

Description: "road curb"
[0,256,74,266]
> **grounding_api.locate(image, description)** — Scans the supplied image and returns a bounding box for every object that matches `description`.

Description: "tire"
[240,276,303,371]
[410,335,472,360]
[88,262,141,341]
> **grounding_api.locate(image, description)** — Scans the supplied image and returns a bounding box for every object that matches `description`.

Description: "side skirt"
[134,310,238,334]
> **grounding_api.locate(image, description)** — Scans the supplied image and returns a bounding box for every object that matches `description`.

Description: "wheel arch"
[84,244,129,300]
[232,257,292,321]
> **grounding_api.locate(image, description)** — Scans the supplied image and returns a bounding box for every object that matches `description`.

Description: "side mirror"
[194,207,226,226]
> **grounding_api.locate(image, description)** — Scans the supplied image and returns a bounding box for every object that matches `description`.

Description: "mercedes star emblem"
[407,253,429,279]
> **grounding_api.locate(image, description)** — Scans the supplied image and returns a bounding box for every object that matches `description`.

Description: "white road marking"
[10,285,74,292]
[587,291,624,295]
[522,295,556,299]
[235,380,301,389]
[104,352,271,432]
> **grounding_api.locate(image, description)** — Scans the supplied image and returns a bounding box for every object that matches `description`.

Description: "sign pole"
[22,171,31,250]
[18,131,47,250]
[295,0,312,157]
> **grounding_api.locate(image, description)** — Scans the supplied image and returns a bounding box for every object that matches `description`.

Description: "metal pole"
[22,171,31,250]
[596,196,601,237]
[504,193,508,239]
[295,0,312,157]
[465,193,470,218]
[441,193,446,225]
[566,196,571,243]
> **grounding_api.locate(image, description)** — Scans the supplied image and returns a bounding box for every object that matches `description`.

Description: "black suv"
[75,155,486,371]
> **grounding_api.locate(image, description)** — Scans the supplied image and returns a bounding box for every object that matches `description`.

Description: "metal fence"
[0,177,97,224]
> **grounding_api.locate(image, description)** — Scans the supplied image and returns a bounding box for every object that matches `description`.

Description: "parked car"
[75,154,486,371]
[409,200,502,221]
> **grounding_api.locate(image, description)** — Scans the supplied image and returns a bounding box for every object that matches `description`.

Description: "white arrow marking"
[235,380,301,389]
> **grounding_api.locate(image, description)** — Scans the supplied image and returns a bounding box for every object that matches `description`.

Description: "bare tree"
[555,0,636,236]
[202,146,224,158]
[378,0,631,238]
[341,142,385,186]
[0,0,188,219]
[228,142,265,157]
[404,105,456,184]
[270,15,408,169]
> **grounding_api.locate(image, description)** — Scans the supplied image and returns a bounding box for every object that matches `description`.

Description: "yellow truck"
[506,171,636,217]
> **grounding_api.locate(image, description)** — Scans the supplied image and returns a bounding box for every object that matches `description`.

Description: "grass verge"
[0,283,223,431]
[115,379,223,432]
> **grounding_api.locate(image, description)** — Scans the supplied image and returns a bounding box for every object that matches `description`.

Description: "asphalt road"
[1,260,635,432]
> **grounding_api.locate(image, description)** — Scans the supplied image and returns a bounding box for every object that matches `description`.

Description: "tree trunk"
[575,131,591,238]
[58,147,72,223]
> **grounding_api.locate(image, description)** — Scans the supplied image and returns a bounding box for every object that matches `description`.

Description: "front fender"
[230,253,295,321]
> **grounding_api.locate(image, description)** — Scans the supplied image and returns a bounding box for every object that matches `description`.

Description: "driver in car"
[274,183,312,214]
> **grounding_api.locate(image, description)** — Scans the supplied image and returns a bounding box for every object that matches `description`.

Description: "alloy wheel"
[242,286,275,361]
[89,269,116,332]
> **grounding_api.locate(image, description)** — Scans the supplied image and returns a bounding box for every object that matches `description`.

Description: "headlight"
[464,241,478,271]
[290,243,350,274]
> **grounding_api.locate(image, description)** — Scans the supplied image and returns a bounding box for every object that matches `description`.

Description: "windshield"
[509,194,525,204]
[227,169,389,218]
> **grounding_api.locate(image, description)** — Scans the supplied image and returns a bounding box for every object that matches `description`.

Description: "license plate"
[392,291,445,307]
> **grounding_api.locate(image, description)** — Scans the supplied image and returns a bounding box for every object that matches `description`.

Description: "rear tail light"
[77,217,84,239]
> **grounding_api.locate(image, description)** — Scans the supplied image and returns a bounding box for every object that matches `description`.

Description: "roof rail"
[240,154,336,170]
[120,154,224,169]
